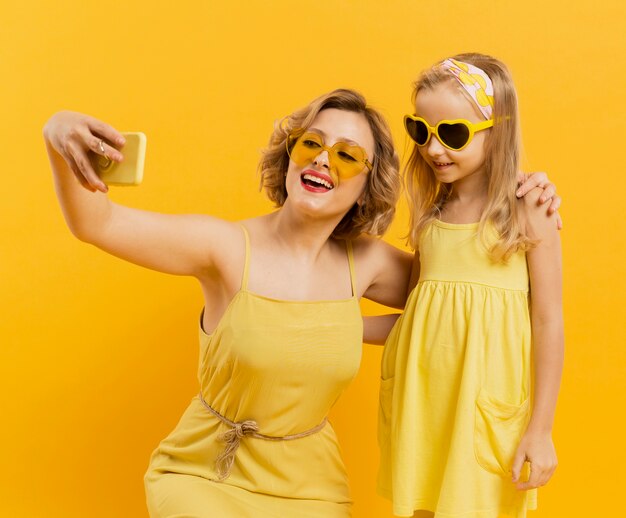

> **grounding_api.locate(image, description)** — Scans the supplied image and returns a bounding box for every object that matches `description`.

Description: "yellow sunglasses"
[286,131,373,179]
[404,115,494,151]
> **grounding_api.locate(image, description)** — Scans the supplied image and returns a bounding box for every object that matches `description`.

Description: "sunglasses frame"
[404,115,494,151]
[286,131,373,176]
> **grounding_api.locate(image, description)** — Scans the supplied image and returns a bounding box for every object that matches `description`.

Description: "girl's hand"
[43,111,126,193]
[511,431,558,490]
[516,172,562,229]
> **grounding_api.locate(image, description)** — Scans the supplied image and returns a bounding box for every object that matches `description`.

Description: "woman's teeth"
[303,174,333,189]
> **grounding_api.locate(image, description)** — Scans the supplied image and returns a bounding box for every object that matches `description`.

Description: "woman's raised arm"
[44,111,236,279]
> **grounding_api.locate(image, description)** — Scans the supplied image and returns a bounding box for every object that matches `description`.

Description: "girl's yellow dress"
[379,220,538,517]
[145,226,362,517]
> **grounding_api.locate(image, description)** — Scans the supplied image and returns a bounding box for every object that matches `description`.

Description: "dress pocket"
[474,391,530,476]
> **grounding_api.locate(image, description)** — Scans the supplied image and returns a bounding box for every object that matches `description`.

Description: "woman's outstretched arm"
[45,111,236,279]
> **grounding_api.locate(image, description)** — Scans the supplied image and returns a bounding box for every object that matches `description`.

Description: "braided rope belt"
[198,392,328,480]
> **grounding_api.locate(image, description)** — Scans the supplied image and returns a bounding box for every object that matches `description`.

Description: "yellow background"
[1,1,624,516]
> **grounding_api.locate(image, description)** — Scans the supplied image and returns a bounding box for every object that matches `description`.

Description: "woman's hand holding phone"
[43,111,130,193]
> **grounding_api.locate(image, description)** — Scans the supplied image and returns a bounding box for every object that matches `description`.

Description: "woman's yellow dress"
[145,227,362,517]
[379,220,538,517]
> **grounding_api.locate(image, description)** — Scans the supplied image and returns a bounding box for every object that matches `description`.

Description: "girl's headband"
[439,58,494,120]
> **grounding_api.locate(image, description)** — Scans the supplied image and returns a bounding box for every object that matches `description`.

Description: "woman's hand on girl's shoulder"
[43,111,125,193]
[516,171,562,229]
[519,187,560,241]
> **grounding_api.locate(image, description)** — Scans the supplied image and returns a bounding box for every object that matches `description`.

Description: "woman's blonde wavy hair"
[406,53,534,262]
[259,89,400,240]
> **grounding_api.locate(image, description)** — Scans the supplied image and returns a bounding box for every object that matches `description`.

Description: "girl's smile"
[432,160,455,171]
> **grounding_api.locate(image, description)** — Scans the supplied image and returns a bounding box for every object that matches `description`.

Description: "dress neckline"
[200,224,360,338]
[434,219,480,230]
[240,288,358,305]
[199,289,359,338]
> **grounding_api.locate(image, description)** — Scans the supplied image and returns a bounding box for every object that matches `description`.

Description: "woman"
[44,88,557,517]
[45,89,410,517]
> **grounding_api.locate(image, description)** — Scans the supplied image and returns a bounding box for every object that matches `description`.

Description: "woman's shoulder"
[351,234,400,257]
[189,215,248,250]
[237,213,277,235]
[350,234,413,307]
[351,234,413,274]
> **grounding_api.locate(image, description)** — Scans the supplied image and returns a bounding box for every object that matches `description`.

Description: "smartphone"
[92,132,147,186]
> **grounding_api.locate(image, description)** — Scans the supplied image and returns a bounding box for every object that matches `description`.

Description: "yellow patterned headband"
[440,58,494,120]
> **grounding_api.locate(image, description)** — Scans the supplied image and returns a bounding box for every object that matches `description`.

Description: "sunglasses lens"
[438,123,470,150]
[331,143,367,178]
[290,133,323,166]
[289,133,368,178]
[406,118,429,146]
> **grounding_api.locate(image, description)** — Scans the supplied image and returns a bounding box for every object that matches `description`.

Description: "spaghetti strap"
[345,240,357,297]
[239,224,251,290]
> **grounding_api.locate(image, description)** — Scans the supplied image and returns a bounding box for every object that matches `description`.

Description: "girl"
[377,54,563,518]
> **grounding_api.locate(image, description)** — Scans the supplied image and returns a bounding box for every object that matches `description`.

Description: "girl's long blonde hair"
[406,53,534,262]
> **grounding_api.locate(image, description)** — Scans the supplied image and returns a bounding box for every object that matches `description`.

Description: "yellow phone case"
[93,132,146,186]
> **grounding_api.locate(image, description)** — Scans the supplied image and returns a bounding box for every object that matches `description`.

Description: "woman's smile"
[301,168,335,192]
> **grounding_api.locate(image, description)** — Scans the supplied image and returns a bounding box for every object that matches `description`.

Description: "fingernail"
[540,197,546,203]
[516,190,522,197]
[118,137,125,145]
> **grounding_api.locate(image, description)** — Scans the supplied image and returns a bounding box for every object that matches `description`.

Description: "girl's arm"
[511,187,564,490]
[44,111,235,279]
